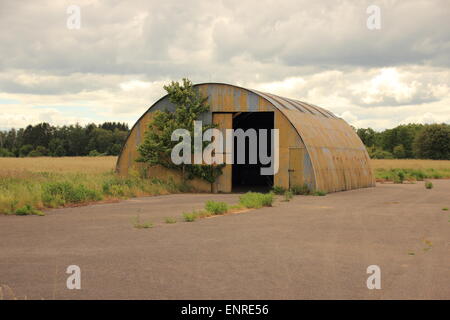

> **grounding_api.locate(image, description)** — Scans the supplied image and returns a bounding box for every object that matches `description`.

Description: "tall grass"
[0,156,117,174]
[374,168,450,182]
[371,159,450,182]
[371,159,450,170]
[0,171,183,214]
[205,200,228,215]
[239,192,274,208]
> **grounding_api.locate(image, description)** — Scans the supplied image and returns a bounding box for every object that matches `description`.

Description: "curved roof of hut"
[117,82,374,192]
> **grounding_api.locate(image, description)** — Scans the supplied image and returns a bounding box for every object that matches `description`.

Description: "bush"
[14,204,44,216]
[410,169,426,181]
[165,217,177,224]
[239,192,274,208]
[367,146,393,159]
[132,215,153,229]
[28,146,49,157]
[35,146,48,156]
[271,186,287,195]
[183,211,198,222]
[430,172,443,179]
[290,184,310,195]
[19,144,33,157]
[392,144,406,159]
[283,190,293,201]
[205,200,228,215]
[42,181,102,206]
[28,150,42,157]
[393,170,405,184]
[0,148,14,157]
[313,190,327,196]
[102,177,136,197]
[88,150,106,157]
[425,181,433,189]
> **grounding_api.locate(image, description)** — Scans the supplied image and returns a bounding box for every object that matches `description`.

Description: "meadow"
[0,157,183,215]
[0,157,449,215]
[371,159,450,182]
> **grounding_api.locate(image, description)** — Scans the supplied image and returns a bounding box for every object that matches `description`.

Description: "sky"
[0,0,449,131]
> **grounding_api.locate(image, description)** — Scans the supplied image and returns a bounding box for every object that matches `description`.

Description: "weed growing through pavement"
[165,217,177,224]
[132,215,153,229]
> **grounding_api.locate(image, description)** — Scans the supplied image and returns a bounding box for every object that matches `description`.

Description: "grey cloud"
[1,0,448,81]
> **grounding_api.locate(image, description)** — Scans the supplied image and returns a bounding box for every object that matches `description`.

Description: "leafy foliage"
[239,192,274,208]
[366,146,393,159]
[205,200,228,215]
[0,171,183,215]
[290,184,311,195]
[14,204,44,216]
[137,79,224,183]
[0,122,129,157]
[183,211,198,222]
[357,123,450,160]
[271,185,287,195]
[283,190,294,201]
[413,124,450,160]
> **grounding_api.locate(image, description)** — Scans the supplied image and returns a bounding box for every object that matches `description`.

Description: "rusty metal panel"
[280,110,374,192]
[274,108,305,189]
[289,147,305,188]
[212,113,232,192]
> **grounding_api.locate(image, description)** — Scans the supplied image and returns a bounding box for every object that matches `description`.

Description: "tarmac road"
[1,181,449,299]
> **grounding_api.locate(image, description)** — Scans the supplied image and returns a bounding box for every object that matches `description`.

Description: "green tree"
[66,124,89,156]
[19,144,34,157]
[34,146,48,156]
[0,148,14,157]
[413,124,450,160]
[393,144,406,159]
[49,138,66,156]
[108,144,122,155]
[22,123,54,148]
[356,128,378,147]
[137,79,224,183]
[366,146,393,159]
[87,128,114,154]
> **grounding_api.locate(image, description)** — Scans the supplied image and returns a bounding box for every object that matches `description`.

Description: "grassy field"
[0,157,449,215]
[371,159,450,182]
[0,156,117,174]
[371,159,450,170]
[0,157,185,215]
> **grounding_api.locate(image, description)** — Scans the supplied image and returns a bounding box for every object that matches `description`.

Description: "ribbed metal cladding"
[116,82,375,193]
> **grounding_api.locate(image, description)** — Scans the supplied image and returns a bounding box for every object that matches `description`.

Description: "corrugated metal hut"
[116,83,375,193]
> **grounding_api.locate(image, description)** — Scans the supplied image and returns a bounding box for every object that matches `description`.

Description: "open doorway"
[232,112,274,192]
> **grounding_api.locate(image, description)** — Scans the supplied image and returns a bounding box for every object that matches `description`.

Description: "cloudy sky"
[0,0,449,130]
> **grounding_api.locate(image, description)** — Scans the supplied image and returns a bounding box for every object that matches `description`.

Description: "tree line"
[356,123,450,160]
[0,120,448,160]
[0,122,129,157]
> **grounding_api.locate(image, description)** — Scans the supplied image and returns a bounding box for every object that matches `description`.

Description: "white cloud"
[339,111,359,126]
[119,80,152,91]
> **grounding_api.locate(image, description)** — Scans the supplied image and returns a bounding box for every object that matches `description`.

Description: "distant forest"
[0,122,449,160]
[356,123,449,160]
[0,122,129,157]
